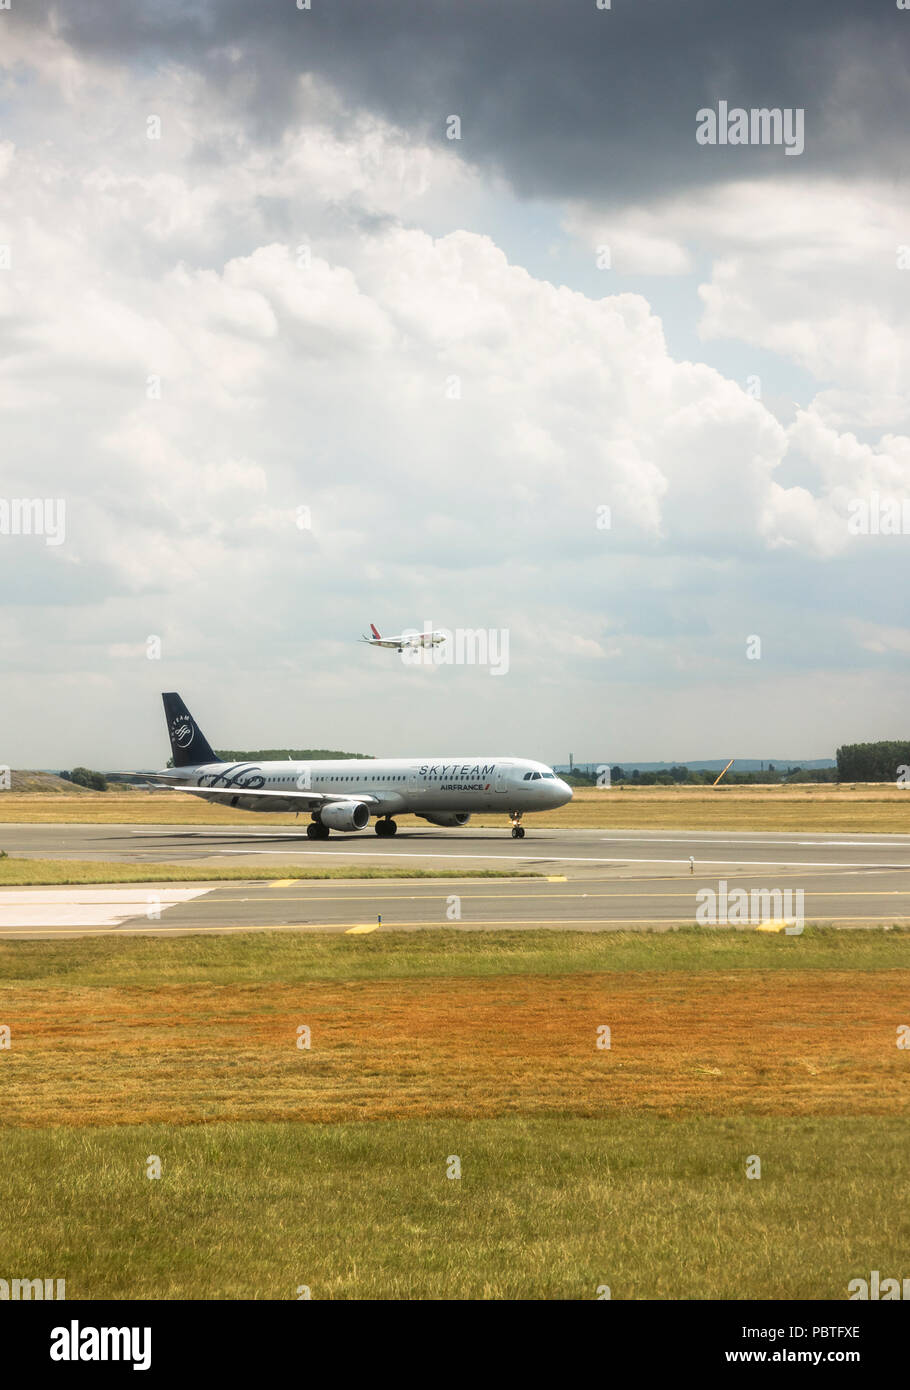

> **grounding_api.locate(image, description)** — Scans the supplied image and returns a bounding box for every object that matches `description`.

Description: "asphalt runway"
[5,822,910,872]
[0,824,909,937]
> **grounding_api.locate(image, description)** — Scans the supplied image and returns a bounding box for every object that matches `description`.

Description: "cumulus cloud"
[1,10,908,765]
[569,178,910,429]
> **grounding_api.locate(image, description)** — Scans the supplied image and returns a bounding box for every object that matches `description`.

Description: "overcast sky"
[2,1,909,769]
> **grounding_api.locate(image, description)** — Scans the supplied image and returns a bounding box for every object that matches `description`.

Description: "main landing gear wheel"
[375,818,398,837]
[511,825,525,839]
[307,822,330,840]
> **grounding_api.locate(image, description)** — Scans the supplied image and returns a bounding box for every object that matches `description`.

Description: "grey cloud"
[21,0,907,200]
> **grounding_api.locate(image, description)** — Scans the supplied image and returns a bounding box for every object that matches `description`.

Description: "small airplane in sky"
[361,622,447,652]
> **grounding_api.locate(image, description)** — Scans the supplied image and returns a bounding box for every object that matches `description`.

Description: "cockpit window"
[523,771,533,780]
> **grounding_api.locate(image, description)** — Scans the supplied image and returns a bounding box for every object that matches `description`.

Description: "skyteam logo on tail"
[170,716,194,749]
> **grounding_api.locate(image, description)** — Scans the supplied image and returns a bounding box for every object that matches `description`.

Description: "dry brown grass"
[560,785,910,831]
[4,970,907,1126]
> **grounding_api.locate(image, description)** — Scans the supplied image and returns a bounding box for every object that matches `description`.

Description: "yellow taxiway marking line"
[4,915,910,937]
[203,887,910,904]
[546,875,568,881]
[345,924,379,934]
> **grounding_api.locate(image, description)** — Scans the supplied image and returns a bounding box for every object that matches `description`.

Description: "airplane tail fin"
[370,623,381,639]
[162,692,218,768]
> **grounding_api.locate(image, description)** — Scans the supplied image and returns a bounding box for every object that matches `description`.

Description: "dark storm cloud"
[19,1,910,198]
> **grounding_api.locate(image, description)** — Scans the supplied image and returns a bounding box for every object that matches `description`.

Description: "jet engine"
[320,800,371,832]
[417,812,471,827]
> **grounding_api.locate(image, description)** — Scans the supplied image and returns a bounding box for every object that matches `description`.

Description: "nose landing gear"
[510,812,525,839]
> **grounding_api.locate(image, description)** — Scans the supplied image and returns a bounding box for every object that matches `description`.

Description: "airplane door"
[493,762,513,792]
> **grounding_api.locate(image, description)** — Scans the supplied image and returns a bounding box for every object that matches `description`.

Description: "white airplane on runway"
[360,622,446,652]
[145,692,572,839]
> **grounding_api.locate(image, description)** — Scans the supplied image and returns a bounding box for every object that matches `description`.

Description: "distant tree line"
[569,747,910,785]
[59,767,108,791]
[567,765,838,787]
[836,742,910,783]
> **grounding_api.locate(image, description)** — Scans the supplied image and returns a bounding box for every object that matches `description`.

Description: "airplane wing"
[361,635,405,648]
[135,776,379,814]
[178,786,380,812]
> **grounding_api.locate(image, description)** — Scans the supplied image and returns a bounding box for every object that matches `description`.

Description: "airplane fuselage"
[363,631,447,650]
[161,756,571,817]
[153,692,572,836]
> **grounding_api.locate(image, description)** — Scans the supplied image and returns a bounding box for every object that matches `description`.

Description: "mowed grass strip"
[0,1116,905,1299]
[2,925,908,987]
[4,784,910,830]
[3,969,907,1125]
[0,858,535,886]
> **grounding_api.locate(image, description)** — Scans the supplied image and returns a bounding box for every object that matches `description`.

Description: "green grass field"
[0,857,535,887]
[2,922,907,985]
[1,1116,904,1299]
[1,928,907,1297]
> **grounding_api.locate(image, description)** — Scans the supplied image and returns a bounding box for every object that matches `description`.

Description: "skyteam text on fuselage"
[148,693,572,838]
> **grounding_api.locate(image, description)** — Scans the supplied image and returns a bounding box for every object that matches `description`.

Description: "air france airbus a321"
[147,692,572,839]
[361,622,446,652]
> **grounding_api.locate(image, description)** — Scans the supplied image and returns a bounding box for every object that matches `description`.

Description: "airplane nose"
[550,778,573,806]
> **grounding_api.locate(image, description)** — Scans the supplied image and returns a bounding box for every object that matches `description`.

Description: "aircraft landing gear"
[375,817,398,837]
[307,821,330,840]
[510,813,525,839]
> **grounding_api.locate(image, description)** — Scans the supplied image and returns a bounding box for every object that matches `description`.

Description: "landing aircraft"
[361,622,447,652]
[145,692,571,839]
